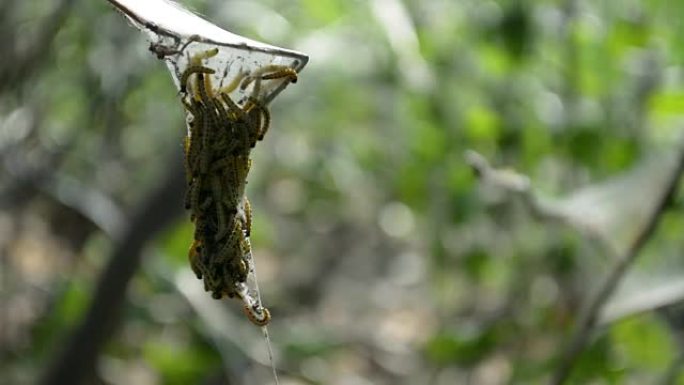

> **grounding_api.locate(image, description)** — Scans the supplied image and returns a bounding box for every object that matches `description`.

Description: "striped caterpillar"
[179,48,297,326]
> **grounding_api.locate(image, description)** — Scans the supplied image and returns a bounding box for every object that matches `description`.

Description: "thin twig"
[39,151,185,385]
[464,149,618,256]
[549,140,684,385]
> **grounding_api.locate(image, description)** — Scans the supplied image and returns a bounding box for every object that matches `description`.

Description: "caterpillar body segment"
[244,305,271,327]
[180,65,215,94]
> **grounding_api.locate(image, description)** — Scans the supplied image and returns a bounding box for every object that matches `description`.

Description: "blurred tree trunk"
[39,151,186,385]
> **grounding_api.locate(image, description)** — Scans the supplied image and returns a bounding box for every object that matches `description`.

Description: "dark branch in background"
[0,112,70,212]
[465,142,684,385]
[549,140,684,385]
[39,151,186,385]
[42,175,127,237]
[0,0,77,94]
[464,149,616,254]
[465,149,616,256]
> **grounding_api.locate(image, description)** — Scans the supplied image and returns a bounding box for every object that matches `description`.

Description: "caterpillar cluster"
[179,48,297,326]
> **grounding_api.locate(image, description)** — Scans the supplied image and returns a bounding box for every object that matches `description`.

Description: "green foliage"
[159,221,195,267]
[282,337,342,360]
[612,315,675,372]
[143,339,221,385]
[3,0,684,384]
[425,326,499,367]
[569,334,625,385]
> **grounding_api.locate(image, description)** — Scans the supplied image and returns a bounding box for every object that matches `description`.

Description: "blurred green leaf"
[282,337,342,360]
[569,334,625,384]
[424,326,498,367]
[612,315,675,371]
[158,220,194,267]
[143,339,220,385]
[649,91,684,115]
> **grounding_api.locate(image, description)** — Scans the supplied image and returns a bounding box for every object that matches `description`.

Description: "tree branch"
[549,140,684,385]
[39,150,185,385]
[0,0,77,93]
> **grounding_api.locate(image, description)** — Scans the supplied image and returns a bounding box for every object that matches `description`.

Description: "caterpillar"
[178,49,300,326]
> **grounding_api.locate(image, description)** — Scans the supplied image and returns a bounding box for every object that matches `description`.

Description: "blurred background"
[2,0,684,384]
